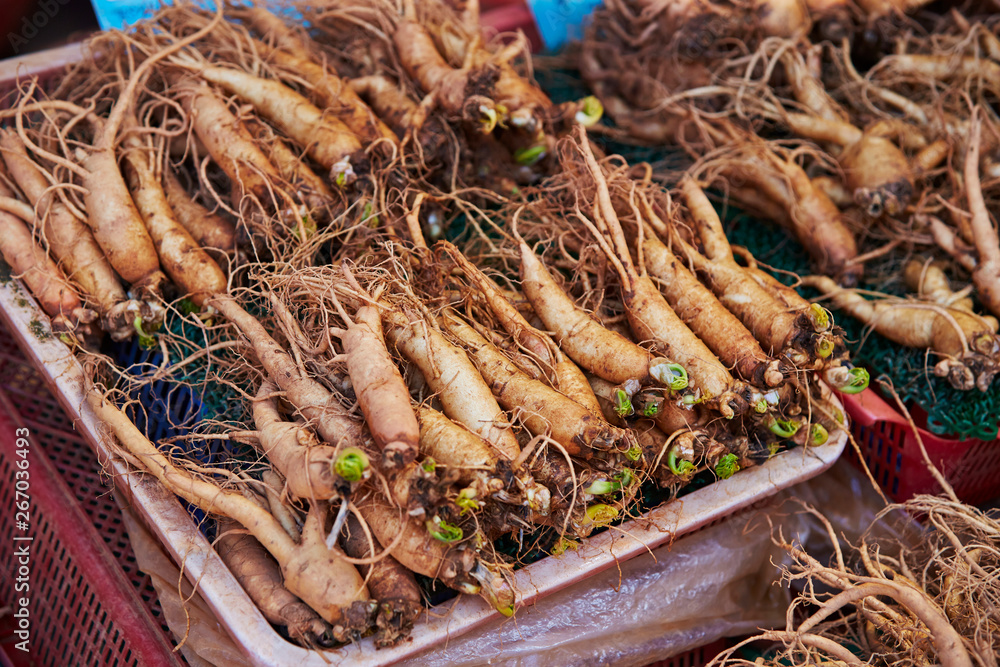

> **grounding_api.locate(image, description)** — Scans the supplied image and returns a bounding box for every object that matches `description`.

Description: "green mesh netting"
[536,66,1000,441]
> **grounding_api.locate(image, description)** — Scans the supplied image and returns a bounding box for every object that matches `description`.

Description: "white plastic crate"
[0,273,846,666]
[0,39,847,666]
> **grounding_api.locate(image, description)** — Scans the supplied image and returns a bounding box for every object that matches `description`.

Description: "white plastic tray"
[0,274,847,666]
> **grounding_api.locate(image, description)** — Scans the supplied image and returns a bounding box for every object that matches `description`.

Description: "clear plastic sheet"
[396,507,799,667]
[118,499,246,667]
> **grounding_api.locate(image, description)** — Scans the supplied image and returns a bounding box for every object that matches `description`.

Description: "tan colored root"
[161,169,236,254]
[253,379,342,500]
[340,513,422,648]
[964,113,1000,319]
[804,276,998,391]
[904,260,997,331]
[85,386,371,632]
[574,137,739,408]
[518,237,653,385]
[0,128,130,328]
[383,306,521,461]
[215,517,332,646]
[441,310,631,458]
[0,183,90,331]
[341,298,420,471]
[122,117,227,307]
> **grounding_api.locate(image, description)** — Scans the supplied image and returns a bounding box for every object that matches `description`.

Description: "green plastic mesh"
[172,309,243,415]
[537,66,1000,442]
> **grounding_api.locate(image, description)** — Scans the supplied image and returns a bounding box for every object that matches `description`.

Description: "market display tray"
[0,270,846,666]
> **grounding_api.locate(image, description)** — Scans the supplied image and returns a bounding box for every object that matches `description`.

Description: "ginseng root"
[339,296,420,472]
[253,379,344,500]
[0,129,134,336]
[86,388,374,637]
[216,517,333,646]
[802,275,999,391]
[517,237,683,389]
[0,182,91,332]
[384,307,521,461]
[339,513,422,648]
[161,170,236,255]
[121,116,227,307]
[441,309,633,458]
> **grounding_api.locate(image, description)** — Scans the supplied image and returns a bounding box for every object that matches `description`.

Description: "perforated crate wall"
[843,388,1000,505]
[0,325,181,666]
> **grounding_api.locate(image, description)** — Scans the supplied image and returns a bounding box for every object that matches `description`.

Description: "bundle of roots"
[0,0,879,654]
[578,1,1000,392]
[708,492,1000,666]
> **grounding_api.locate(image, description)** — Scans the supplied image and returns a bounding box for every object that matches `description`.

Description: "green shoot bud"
[513,144,547,166]
[840,367,870,394]
[681,393,700,406]
[715,453,740,479]
[584,503,618,527]
[456,488,480,514]
[575,96,604,126]
[809,303,831,331]
[667,447,696,476]
[59,333,74,346]
[584,479,616,495]
[334,447,369,482]
[767,416,801,439]
[134,315,156,349]
[755,397,769,413]
[361,201,380,228]
[809,424,830,446]
[550,537,578,556]
[624,444,642,461]
[421,457,437,473]
[640,399,661,417]
[613,388,633,418]
[651,362,689,391]
[767,442,781,459]
[332,156,356,188]
[615,468,635,488]
[815,335,835,359]
[426,517,463,543]
[479,105,498,133]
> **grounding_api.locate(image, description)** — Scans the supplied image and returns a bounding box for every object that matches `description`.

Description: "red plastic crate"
[0,326,182,667]
[482,2,543,50]
[842,388,1000,505]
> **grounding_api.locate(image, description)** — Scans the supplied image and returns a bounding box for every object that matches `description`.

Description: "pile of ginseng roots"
[0,0,861,652]
[705,490,1000,667]
[580,0,1000,395]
